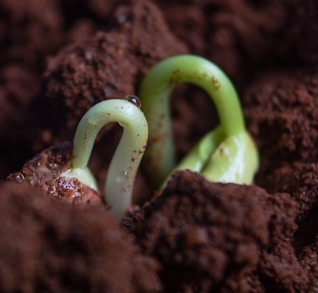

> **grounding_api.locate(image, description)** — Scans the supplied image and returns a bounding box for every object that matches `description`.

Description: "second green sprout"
[139,54,259,187]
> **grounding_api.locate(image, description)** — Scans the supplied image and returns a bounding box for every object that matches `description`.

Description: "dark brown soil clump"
[243,68,318,220]
[156,0,318,86]
[31,0,187,149]
[0,0,318,291]
[123,170,315,292]
[0,0,63,68]
[0,65,41,178]
[0,181,161,293]
[8,142,102,206]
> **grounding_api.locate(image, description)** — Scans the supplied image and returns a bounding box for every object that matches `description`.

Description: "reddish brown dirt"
[243,68,318,221]
[0,0,318,292]
[7,142,103,205]
[0,181,161,292]
[123,170,314,292]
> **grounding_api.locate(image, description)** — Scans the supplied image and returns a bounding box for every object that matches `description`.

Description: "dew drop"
[124,95,141,108]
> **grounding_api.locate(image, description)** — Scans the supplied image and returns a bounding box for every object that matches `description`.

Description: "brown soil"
[8,142,103,205]
[0,0,318,292]
[243,68,318,221]
[0,181,160,292]
[122,170,301,292]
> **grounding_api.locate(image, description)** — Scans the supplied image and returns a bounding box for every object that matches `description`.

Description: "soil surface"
[1,0,318,292]
[0,181,160,292]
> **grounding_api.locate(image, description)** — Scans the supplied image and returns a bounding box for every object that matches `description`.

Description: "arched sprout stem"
[139,54,258,187]
[61,97,148,218]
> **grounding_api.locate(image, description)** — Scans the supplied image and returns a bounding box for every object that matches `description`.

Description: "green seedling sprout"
[61,96,148,218]
[139,54,259,187]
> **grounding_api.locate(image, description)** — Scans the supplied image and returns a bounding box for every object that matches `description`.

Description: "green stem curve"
[61,98,148,218]
[139,54,245,186]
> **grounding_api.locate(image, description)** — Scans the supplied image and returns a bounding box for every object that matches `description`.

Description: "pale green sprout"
[139,54,259,187]
[61,97,148,218]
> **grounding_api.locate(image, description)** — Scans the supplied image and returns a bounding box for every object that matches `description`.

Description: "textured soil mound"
[0,0,318,292]
[0,181,160,292]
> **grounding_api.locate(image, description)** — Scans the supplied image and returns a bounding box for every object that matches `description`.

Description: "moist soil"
[1,0,318,292]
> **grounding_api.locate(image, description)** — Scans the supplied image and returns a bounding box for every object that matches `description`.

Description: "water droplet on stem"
[124,95,141,108]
